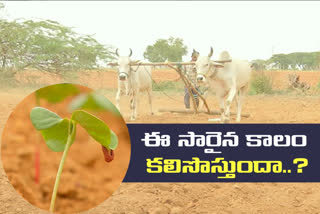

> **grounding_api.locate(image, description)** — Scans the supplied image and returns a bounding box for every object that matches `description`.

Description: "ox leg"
[125,81,130,96]
[130,97,136,121]
[236,85,248,122]
[224,86,237,123]
[147,89,154,115]
[131,92,139,121]
[116,89,121,112]
[235,90,242,122]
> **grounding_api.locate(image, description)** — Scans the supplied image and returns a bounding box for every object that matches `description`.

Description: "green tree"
[251,59,267,71]
[0,17,115,72]
[269,54,291,70]
[266,51,320,71]
[143,37,188,62]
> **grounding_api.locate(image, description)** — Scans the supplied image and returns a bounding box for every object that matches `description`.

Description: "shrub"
[249,71,273,95]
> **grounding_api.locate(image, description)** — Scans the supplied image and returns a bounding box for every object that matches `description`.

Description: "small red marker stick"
[101,146,114,162]
[35,147,40,184]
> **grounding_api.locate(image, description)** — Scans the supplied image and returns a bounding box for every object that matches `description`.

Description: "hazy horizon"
[2,1,320,61]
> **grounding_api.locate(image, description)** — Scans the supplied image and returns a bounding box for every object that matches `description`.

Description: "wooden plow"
[108,60,233,115]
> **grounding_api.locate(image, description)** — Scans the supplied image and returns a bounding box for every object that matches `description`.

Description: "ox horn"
[115,48,119,57]
[129,48,133,57]
[208,47,213,58]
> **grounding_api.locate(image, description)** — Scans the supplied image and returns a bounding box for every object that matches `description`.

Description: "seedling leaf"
[30,107,63,130]
[109,130,118,150]
[35,84,80,103]
[40,119,75,152]
[71,110,113,149]
[69,92,121,117]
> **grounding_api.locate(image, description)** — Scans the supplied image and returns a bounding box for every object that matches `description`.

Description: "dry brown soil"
[0,70,320,214]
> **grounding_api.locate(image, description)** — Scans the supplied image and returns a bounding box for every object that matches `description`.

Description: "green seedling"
[30,107,118,213]
[33,84,80,184]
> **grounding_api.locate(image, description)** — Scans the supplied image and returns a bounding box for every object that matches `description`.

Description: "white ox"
[196,47,251,123]
[115,49,153,120]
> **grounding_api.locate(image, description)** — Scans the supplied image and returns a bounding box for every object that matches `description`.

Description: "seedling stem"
[49,120,75,213]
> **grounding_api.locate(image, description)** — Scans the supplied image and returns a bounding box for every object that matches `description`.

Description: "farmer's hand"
[101,145,114,162]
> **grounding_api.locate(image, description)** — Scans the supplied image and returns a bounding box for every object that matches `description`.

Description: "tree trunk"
[2,57,6,70]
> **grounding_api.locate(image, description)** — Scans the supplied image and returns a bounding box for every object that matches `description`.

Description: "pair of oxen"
[115,48,251,122]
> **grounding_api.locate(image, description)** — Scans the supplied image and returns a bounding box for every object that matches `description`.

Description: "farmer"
[183,49,200,109]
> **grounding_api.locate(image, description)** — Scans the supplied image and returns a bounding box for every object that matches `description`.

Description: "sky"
[2,1,320,61]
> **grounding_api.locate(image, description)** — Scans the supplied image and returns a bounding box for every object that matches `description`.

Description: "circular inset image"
[1,83,131,214]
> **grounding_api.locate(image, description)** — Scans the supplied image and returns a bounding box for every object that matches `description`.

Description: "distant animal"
[115,48,153,120]
[288,74,310,92]
[195,47,252,123]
